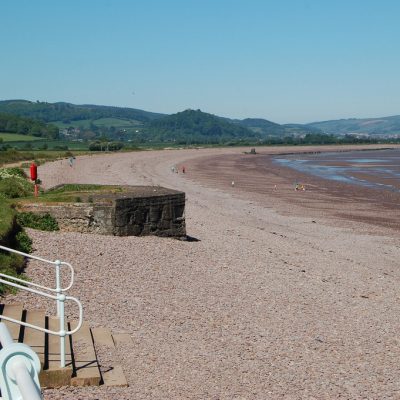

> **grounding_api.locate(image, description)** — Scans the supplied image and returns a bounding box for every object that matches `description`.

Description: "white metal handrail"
[0,244,83,368]
[0,246,75,291]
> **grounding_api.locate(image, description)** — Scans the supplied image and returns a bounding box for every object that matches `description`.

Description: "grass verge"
[0,168,35,295]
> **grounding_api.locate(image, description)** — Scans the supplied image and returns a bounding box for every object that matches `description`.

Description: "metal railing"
[0,322,42,400]
[0,244,83,368]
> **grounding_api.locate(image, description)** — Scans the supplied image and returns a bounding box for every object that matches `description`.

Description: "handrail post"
[55,260,66,368]
[55,260,61,317]
[58,293,66,368]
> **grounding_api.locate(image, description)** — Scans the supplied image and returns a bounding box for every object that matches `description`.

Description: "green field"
[0,133,45,142]
[53,117,142,130]
[92,117,142,127]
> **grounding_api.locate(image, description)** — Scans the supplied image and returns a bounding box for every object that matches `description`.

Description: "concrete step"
[70,320,101,387]
[47,316,72,368]
[112,332,133,347]
[0,304,23,342]
[0,305,126,389]
[39,316,73,388]
[23,309,46,366]
[92,327,128,387]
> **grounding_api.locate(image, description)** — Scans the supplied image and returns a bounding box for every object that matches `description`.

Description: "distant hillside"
[234,118,321,137]
[143,109,259,144]
[307,115,400,136]
[234,118,286,136]
[0,100,164,124]
[282,123,322,136]
[4,99,398,144]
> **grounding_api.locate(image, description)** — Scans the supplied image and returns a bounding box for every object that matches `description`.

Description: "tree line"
[0,113,59,139]
[261,133,392,145]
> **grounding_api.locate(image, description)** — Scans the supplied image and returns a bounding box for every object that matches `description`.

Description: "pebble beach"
[8,145,400,399]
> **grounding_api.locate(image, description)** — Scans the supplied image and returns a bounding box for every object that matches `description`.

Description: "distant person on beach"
[295,183,306,191]
[232,181,235,187]
[182,166,186,173]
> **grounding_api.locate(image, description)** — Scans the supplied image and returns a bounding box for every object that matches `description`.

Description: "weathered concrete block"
[19,186,186,238]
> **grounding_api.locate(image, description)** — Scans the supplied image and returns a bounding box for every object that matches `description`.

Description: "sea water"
[273,148,400,192]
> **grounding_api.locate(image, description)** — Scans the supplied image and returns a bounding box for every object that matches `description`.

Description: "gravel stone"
[5,146,400,399]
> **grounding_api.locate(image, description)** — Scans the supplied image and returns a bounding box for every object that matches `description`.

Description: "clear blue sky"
[1,0,399,123]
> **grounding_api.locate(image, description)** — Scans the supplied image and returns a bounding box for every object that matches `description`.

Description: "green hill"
[233,118,323,137]
[143,109,259,144]
[0,100,167,143]
[0,100,164,124]
[233,118,286,136]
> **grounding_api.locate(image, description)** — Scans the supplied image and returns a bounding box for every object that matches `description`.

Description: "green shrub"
[0,253,27,294]
[0,167,26,179]
[16,212,59,231]
[0,213,32,294]
[15,231,33,253]
[0,252,25,272]
[0,199,15,241]
[0,178,32,198]
[0,167,33,199]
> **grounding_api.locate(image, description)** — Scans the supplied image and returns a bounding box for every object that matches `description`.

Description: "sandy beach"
[8,145,400,399]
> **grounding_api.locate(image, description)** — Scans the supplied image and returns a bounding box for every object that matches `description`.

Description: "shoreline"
[6,145,400,399]
[183,146,400,234]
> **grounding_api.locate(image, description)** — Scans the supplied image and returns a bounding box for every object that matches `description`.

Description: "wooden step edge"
[0,304,23,342]
[39,367,72,389]
[40,316,73,388]
[112,332,133,347]
[70,320,101,387]
[92,327,128,387]
[47,316,72,368]
[23,309,46,366]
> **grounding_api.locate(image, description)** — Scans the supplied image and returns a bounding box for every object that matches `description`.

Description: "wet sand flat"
[185,147,400,232]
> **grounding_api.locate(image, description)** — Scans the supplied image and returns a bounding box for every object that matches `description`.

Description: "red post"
[30,163,39,196]
[30,163,37,181]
